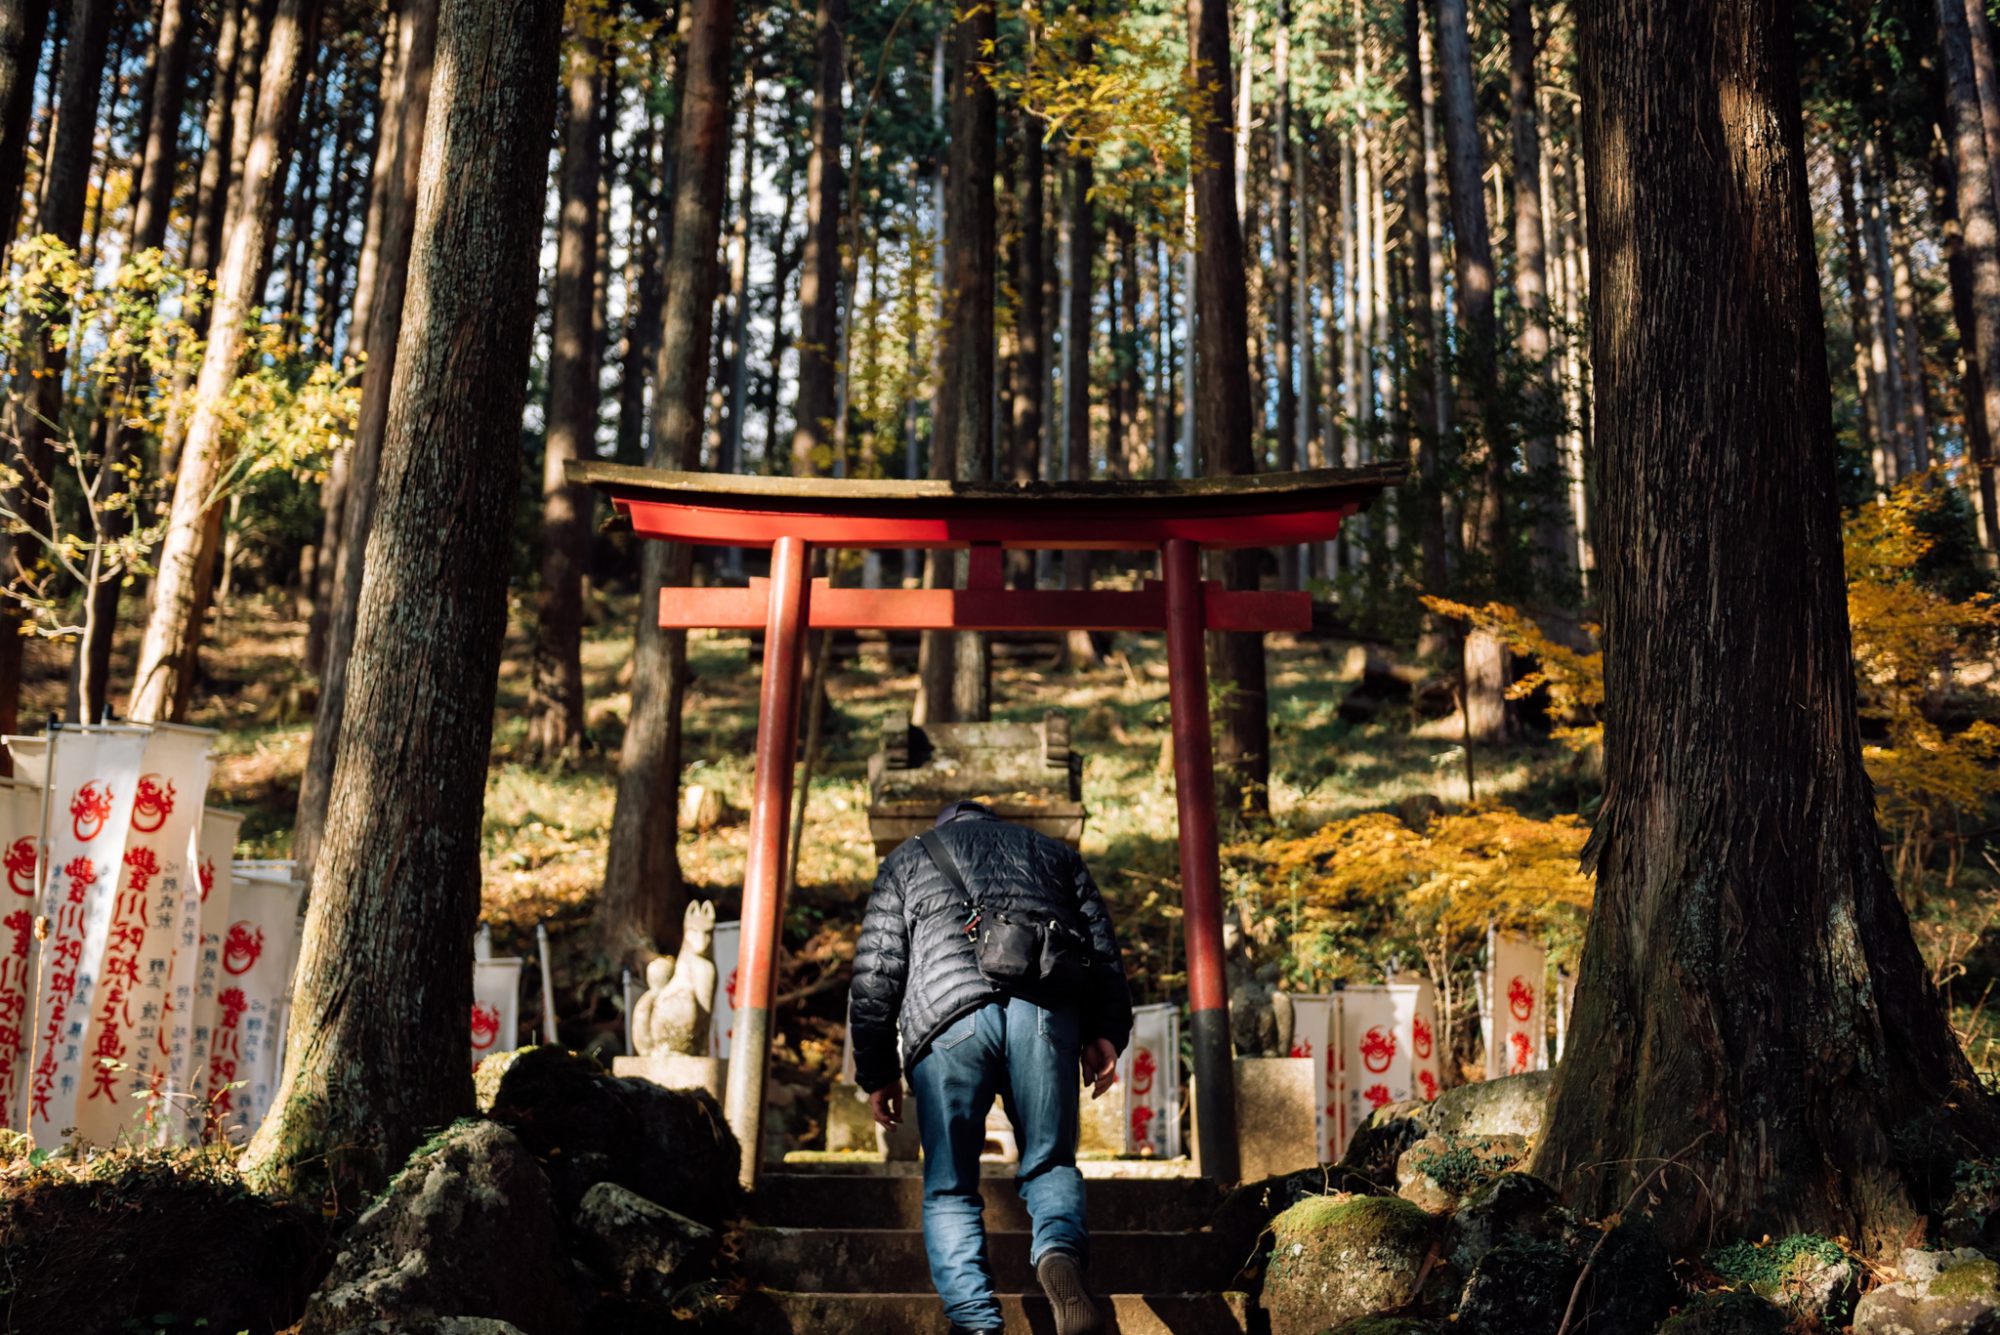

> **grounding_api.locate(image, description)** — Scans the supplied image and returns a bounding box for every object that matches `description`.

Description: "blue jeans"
[908,995,1088,1331]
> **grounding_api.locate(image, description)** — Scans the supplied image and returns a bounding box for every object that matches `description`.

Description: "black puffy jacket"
[848,810,1133,1093]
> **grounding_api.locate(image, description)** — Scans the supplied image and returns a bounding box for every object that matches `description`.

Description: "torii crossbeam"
[574,460,1401,1186]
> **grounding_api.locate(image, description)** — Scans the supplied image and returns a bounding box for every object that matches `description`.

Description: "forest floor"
[22,576,2000,1145]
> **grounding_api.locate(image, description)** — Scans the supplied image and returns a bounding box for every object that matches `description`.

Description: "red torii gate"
[575,461,1398,1186]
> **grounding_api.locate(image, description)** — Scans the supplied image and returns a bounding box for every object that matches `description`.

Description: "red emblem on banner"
[1509,1030,1533,1074]
[222,922,264,976]
[1418,1069,1440,1101]
[1130,1048,1156,1095]
[70,782,113,842]
[1412,1015,1433,1059]
[1290,1039,1312,1059]
[131,775,175,833]
[1130,1103,1155,1145]
[4,838,34,896]
[1359,1025,1396,1074]
[1508,976,1535,1021]
[1363,1082,1393,1109]
[198,857,215,903]
[470,1002,502,1051]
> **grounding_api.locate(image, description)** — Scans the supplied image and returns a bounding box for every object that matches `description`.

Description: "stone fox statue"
[633,901,718,1057]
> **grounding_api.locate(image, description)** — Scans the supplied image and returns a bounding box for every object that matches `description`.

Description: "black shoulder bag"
[917,830,1090,991]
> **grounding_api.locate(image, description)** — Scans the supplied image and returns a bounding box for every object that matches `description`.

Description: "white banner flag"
[72,725,213,1147]
[181,809,241,1142]
[1121,1002,1180,1157]
[1394,972,1444,1104]
[208,869,303,1144]
[472,958,524,1068]
[0,776,43,1128]
[1338,983,1420,1154]
[20,725,152,1148]
[1285,995,1340,1163]
[708,920,741,1061]
[1487,929,1548,1078]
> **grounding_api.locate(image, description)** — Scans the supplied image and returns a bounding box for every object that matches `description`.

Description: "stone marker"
[1195,1056,1317,1184]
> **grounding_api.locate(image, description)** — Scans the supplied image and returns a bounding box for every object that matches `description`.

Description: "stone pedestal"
[614,1053,728,1103]
[1193,1056,1317,1185]
[826,1080,877,1153]
[1078,1080,1127,1156]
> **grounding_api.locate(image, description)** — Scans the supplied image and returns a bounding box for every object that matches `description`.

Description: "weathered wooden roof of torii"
[570,460,1406,551]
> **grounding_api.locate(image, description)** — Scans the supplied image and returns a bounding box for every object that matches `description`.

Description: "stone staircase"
[734,1164,1263,1333]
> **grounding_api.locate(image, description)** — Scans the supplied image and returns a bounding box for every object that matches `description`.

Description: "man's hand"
[869,1080,904,1129]
[1081,1038,1119,1100]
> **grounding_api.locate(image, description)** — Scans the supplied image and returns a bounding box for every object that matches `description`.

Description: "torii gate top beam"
[569,460,1406,552]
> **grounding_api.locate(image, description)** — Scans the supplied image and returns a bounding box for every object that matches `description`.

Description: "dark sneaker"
[948,1327,1002,1334]
[1036,1249,1102,1335]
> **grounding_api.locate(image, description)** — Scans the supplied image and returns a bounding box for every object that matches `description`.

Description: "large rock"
[1454,1239,1577,1335]
[1262,1193,1441,1335]
[1706,1235,1856,1328]
[1442,1172,1566,1276]
[1853,1248,2000,1334]
[1424,1069,1554,1142]
[1339,1098,1430,1189]
[1327,1320,1445,1335]
[477,1044,743,1224]
[300,1120,579,1335]
[1395,1133,1529,1213]
[1657,1291,1791,1334]
[572,1180,718,1306]
[1570,1218,1680,1335]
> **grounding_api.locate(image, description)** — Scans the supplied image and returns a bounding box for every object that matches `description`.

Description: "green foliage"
[1707,1234,1848,1291]
[1408,1136,1503,1196]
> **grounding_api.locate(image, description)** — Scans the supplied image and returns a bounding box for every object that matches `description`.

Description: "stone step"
[752,1172,1225,1232]
[740,1226,1249,1296]
[733,1290,1256,1334]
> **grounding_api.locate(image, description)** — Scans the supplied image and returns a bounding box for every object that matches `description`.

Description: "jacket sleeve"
[1069,848,1133,1054]
[848,854,910,1093]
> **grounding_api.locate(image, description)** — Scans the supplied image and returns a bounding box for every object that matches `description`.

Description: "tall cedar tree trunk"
[789,0,843,476]
[128,0,323,722]
[1405,0,1447,605]
[1933,92,2000,545]
[942,0,996,719]
[1967,0,2000,221]
[615,66,664,467]
[0,0,49,253]
[1273,0,1295,497]
[1436,0,1508,741]
[1940,0,2000,551]
[1011,105,1045,539]
[597,0,736,965]
[5,0,111,731]
[1835,152,1885,470]
[1539,0,2000,1254]
[1062,121,1098,670]
[78,0,195,721]
[1189,0,1269,817]
[528,26,603,763]
[242,0,560,1199]
[292,0,436,873]
[1509,0,1571,593]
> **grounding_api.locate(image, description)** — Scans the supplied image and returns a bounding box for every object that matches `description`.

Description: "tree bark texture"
[1062,137,1096,667]
[528,26,603,764]
[940,0,996,720]
[1188,0,1268,817]
[127,0,323,723]
[292,0,436,871]
[598,0,736,966]
[242,0,560,1202]
[1405,0,1447,604]
[788,0,844,477]
[1940,0,2000,550]
[1540,0,2000,1255]
[1932,98,2000,552]
[0,0,48,254]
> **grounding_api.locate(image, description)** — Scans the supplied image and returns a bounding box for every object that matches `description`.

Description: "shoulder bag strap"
[916,829,979,917]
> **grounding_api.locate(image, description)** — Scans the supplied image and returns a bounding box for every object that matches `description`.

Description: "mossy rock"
[1707,1234,1856,1325]
[1424,1070,1554,1142]
[1339,1098,1431,1188]
[1572,1216,1681,1335]
[1854,1249,2000,1333]
[1263,1194,1441,1335]
[1325,1318,1443,1335]
[1443,1171,1564,1276]
[1656,1290,1791,1334]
